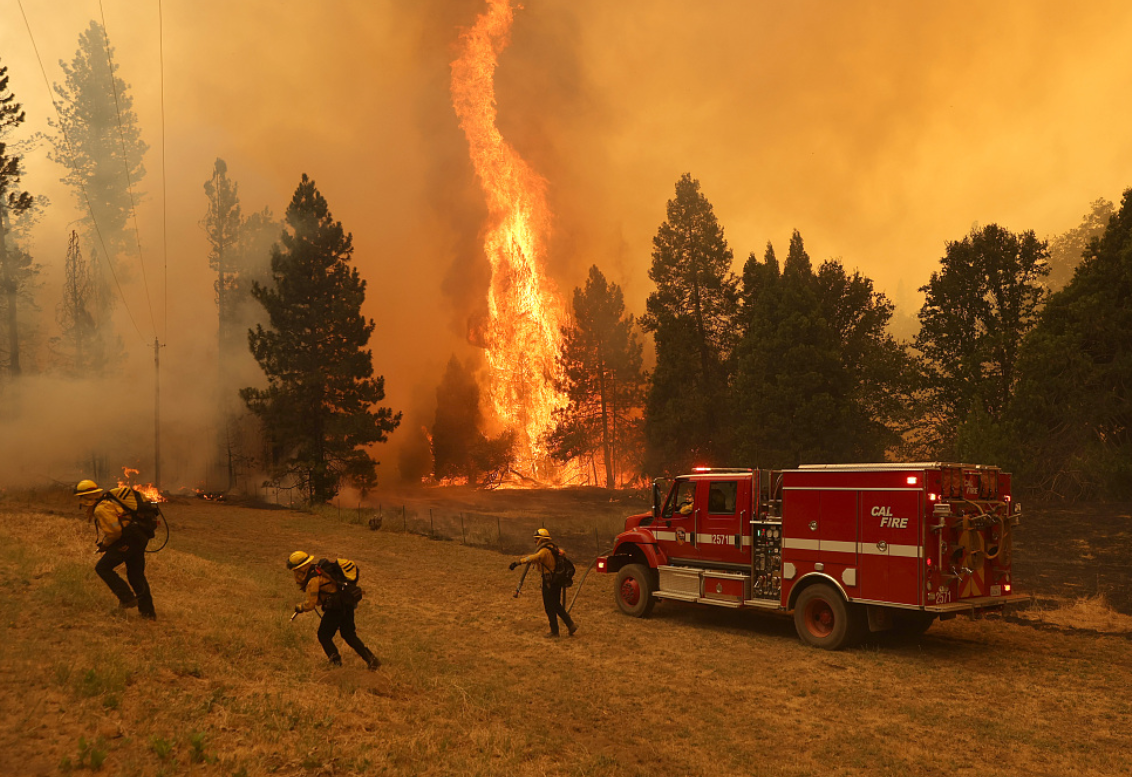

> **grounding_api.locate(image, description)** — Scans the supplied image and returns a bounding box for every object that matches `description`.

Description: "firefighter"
[509,528,578,638]
[75,479,157,620]
[287,551,380,670]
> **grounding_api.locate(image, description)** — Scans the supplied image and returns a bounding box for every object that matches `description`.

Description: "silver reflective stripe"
[783,538,921,557]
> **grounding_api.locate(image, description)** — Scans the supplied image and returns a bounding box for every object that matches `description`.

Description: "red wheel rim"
[804,598,835,638]
[620,576,641,606]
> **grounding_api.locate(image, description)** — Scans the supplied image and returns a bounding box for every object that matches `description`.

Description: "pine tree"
[549,265,645,487]
[1046,198,1114,291]
[1008,188,1132,499]
[50,22,147,267]
[732,232,908,467]
[241,174,400,503]
[0,58,36,378]
[431,355,515,485]
[641,173,739,472]
[53,230,97,376]
[202,158,242,367]
[49,22,147,374]
[916,224,1049,453]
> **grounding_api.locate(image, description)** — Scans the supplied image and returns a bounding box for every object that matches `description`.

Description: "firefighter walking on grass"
[75,480,157,620]
[510,528,578,638]
[287,551,380,670]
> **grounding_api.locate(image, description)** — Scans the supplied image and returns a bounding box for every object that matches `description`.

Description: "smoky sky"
[2,0,1131,487]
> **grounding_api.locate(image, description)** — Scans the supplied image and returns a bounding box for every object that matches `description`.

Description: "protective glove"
[294,604,304,614]
[508,561,519,571]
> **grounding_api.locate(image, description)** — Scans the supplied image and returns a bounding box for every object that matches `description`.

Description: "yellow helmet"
[74,479,103,498]
[287,551,314,570]
[534,528,552,541]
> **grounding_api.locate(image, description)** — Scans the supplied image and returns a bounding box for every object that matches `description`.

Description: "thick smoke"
[2,0,1131,490]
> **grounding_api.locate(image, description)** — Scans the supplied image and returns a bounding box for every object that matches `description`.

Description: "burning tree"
[548,266,645,488]
[241,174,401,503]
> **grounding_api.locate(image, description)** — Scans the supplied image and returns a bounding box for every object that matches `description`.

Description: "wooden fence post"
[460,513,466,544]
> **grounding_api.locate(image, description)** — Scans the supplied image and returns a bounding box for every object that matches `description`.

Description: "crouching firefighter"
[75,480,157,620]
[286,551,380,670]
[509,528,577,638]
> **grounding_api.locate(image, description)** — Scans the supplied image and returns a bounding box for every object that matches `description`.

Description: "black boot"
[363,650,381,671]
[328,653,342,667]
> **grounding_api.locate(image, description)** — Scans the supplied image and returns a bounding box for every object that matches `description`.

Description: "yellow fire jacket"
[517,541,558,581]
[92,487,138,546]
[295,569,338,612]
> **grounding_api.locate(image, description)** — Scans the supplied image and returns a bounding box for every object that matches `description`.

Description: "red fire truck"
[595,463,1026,649]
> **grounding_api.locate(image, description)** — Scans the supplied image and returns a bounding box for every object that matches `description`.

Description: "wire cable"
[157,0,168,340]
[15,0,146,342]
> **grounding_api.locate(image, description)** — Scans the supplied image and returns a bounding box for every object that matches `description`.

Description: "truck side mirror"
[652,479,661,518]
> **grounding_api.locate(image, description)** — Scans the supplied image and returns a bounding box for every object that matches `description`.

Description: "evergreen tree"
[732,232,906,467]
[431,355,514,485]
[641,173,739,473]
[1046,198,1113,292]
[915,224,1048,454]
[1008,188,1132,499]
[241,174,400,503]
[0,58,36,378]
[49,22,147,374]
[50,21,147,267]
[549,265,645,488]
[202,158,242,366]
[52,230,97,376]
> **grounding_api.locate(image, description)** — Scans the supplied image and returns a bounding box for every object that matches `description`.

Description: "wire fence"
[329,503,621,566]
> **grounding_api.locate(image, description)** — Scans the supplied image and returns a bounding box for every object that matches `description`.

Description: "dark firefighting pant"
[95,531,155,618]
[542,579,575,635]
[317,604,375,664]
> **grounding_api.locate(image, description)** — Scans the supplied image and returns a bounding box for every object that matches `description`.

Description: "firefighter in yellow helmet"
[74,479,156,620]
[509,528,578,638]
[287,551,380,670]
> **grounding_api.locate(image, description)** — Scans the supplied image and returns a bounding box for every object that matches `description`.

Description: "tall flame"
[451,0,567,482]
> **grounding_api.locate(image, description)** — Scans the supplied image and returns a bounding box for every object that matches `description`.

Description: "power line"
[158,0,167,340]
[15,0,147,343]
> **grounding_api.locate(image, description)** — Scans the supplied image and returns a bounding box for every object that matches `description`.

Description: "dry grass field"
[1,486,1129,777]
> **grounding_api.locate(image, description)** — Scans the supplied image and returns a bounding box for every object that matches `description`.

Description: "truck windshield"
[663,480,697,519]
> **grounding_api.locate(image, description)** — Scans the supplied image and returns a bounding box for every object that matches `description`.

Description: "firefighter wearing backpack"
[286,551,380,670]
[509,528,578,638]
[74,480,157,620]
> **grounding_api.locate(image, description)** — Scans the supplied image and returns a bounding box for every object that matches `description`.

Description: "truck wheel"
[615,564,657,618]
[794,584,857,650]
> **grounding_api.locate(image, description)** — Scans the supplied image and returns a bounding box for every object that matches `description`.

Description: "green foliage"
[148,735,174,763]
[188,731,209,764]
[431,356,513,483]
[549,265,646,487]
[642,174,739,472]
[61,736,108,772]
[1,57,38,378]
[242,174,401,503]
[916,223,1049,453]
[1007,188,1132,499]
[732,233,909,467]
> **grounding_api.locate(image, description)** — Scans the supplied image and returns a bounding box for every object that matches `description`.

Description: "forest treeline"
[1,25,1130,503]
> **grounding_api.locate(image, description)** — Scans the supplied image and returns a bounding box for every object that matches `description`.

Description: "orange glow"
[117,466,167,503]
[451,0,569,483]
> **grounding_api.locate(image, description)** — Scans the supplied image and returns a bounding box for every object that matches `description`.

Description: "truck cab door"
[699,478,751,565]
[657,478,701,563]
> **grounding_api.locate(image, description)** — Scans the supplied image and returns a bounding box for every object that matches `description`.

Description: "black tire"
[615,563,657,618]
[793,583,859,650]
